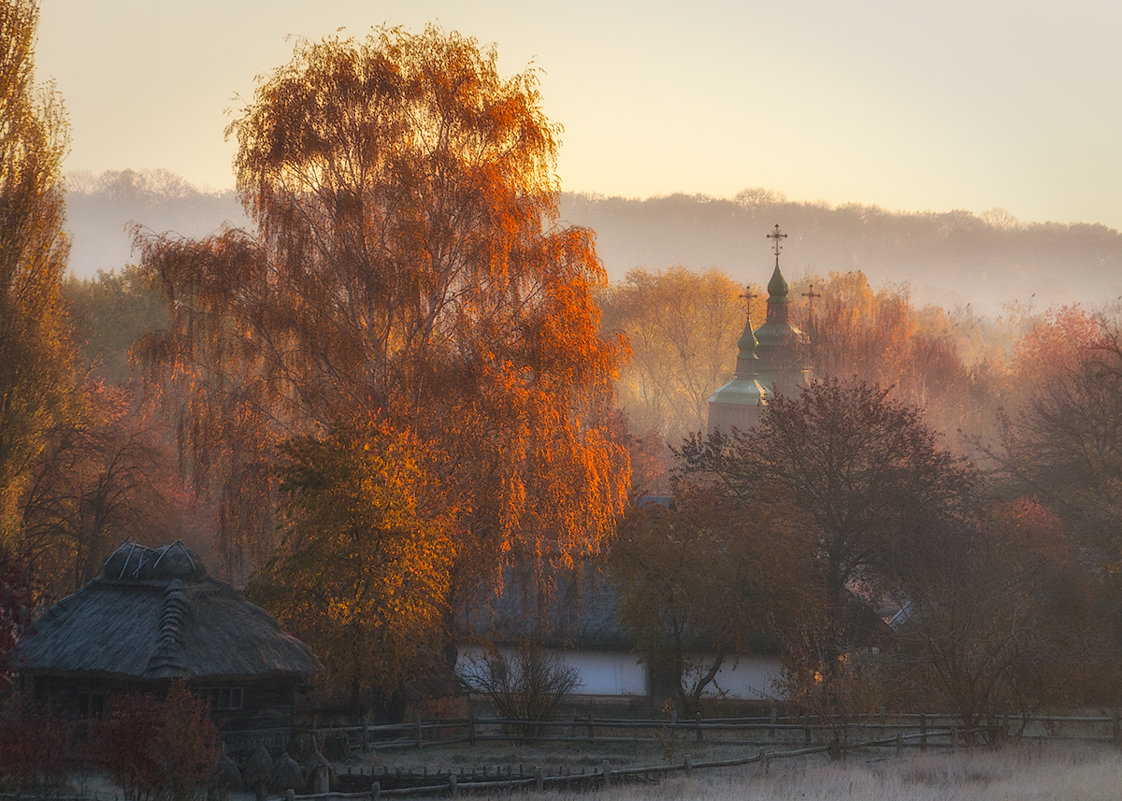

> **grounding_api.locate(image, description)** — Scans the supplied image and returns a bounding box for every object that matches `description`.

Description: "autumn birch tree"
[0,0,75,541]
[136,27,629,653]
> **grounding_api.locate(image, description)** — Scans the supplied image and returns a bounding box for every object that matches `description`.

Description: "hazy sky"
[36,0,1122,230]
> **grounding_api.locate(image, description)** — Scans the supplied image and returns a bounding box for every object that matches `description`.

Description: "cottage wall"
[457,645,649,699]
[689,654,785,701]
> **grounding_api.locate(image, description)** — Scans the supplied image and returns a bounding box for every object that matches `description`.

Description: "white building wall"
[698,654,785,701]
[552,649,648,697]
[458,646,784,701]
[456,646,648,698]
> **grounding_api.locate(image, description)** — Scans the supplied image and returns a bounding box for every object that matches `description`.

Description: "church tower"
[707,224,810,435]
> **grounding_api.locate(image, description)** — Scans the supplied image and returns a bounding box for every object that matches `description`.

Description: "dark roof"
[458,558,779,655]
[458,560,631,651]
[15,542,321,682]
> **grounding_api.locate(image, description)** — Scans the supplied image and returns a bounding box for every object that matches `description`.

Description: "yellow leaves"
[139,24,631,685]
[0,0,77,540]
[256,420,457,693]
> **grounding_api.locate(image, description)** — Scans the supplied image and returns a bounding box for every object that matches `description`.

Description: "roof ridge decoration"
[115,541,148,579]
[146,578,188,677]
[102,540,207,582]
[153,541,197,572]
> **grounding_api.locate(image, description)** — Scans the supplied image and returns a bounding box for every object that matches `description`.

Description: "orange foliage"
[135,27,628,596]
[91,683,219,801]
[249,421,455,699]
[1007,304,1102,388]
[0,0,77,541]
[787,271,991,440]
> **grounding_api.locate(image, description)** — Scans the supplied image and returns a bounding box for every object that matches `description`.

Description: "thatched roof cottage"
[15,541,320,749]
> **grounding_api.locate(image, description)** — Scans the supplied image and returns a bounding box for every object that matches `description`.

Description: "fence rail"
[288,727,978,800]
[305,709,1122,754]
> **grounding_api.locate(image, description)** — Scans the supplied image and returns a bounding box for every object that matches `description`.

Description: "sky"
[36,0,1122,231]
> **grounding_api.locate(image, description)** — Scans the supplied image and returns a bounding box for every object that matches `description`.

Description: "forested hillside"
[565,191,1122,315]
[66,173,1122,316]
[65,170,247,275]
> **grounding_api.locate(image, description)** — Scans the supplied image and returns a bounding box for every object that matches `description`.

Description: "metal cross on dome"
[767,223,787,257]
[802,283,821,309]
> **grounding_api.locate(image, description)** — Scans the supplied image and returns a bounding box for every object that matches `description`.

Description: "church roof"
[14,542,321,682]
[707,374,768,408]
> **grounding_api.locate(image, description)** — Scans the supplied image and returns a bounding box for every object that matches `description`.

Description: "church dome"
[767,263,789,299]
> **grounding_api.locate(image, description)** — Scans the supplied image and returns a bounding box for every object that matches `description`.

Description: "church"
[707,224,810,434]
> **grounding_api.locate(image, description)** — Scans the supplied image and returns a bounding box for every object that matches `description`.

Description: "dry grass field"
[488,744,1122,801]
[336,738,1122,801]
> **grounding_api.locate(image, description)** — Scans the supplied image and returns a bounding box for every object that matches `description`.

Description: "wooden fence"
[273,710,1122,800]
[308,709,1122,754]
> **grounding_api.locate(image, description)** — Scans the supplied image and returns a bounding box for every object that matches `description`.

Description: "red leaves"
[91,682,219,801]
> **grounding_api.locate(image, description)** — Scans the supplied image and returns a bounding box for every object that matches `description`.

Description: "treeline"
[65,169,247,278]
[600,266,1094,464]
[571,191,1122,315]
[64,176,1122,319]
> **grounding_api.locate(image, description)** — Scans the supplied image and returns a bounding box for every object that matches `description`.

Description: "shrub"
[92,681,219,801]
[458,641,580,740]
[0,694,73,792]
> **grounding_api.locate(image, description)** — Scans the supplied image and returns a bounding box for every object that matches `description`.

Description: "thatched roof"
[458,555,782,656]
[458,560,632,650]
[15,542,321,682]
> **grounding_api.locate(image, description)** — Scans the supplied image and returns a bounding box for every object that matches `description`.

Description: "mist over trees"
[64,170,246,277]
[566,191,1122,316]
[64,176,1122,318]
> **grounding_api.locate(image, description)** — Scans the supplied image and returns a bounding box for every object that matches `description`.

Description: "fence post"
[568,708,576,737]
[534,766,543,792]
[587,714,594,740]
[448,774,457,798]
[370,781,380,801]
[920,712,927,752]
[1113,709,1120,747]
[895,732,902,756]
[286,790,294,801]
[683,754,692,775]
[416,713,423,749]
[768,706,777,739]
[695,711,703,742]
[469,714,476,747]
[601,760,611,788]
[951,722,958,752]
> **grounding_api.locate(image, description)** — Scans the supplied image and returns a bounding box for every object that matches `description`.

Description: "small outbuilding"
[14,541,321,751]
